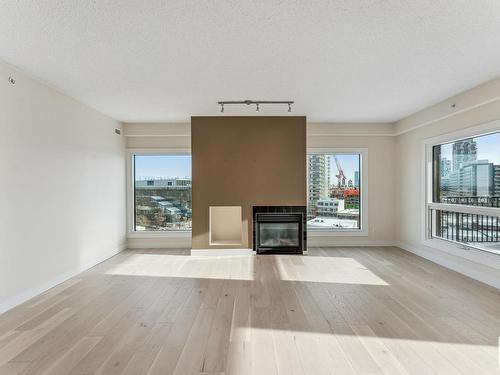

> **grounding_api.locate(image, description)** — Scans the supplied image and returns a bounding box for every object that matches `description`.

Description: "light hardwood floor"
[0,247,499,375]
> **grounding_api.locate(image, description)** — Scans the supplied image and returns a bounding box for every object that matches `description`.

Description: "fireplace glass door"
[259,223,300,247]
[258,222,300,247]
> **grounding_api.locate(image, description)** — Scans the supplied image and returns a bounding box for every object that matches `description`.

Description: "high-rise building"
[354,171,360,188]
[308,154,330,214]
[440,157,451,177]
[452,138,477,170]
[448,160,494,196]
[494,165,500,197]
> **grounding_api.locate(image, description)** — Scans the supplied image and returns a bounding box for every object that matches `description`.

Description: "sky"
[439,132,500,165]
[135,154,361,182]
[135,155,191,179]
[328,154,360,184]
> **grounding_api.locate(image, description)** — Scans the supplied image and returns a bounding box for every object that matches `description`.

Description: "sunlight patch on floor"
[274,256,389,285]
[105,253,255,280]
[229,327,499,374]
[105,253,388,285]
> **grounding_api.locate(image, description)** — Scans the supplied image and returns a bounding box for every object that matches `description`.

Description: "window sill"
[307,229,368,237]
[128,230,192,238]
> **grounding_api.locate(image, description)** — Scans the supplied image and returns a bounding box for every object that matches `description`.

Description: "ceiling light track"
[218,100,294,113]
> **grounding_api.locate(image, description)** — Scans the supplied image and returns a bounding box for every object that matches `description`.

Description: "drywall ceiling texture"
[2,1,500,123]
[191,116,306,249]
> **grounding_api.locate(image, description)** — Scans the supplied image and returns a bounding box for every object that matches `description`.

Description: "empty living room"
[2,1,500,374]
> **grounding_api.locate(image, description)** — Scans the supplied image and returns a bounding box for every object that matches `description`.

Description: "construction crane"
[333,155,346,187]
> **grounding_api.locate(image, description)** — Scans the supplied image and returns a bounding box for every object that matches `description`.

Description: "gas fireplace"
[253,206,306,254]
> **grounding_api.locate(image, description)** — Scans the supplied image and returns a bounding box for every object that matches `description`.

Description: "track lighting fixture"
[217,100,294,113]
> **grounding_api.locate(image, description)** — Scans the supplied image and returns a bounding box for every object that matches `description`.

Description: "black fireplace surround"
[253,206,307,254]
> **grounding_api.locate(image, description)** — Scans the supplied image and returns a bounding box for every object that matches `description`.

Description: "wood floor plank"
[0,308,75,367]
[0,361,30,375]
[0,247,499,375]
[121,322,173,375]
[147,285,207,375]
[71,278,168,374]
[13,285,132,374]
[201,280,237,373]
[172,304,215,374]
[40,336,102,375]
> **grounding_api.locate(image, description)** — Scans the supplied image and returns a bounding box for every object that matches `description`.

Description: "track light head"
[217,100,293,113]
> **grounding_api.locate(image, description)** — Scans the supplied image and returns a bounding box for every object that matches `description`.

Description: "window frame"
[422,120,500,256]
[127,148,192,238]
[307,148,368,236]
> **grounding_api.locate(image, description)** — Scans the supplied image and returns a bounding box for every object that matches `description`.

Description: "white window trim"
[307,147,368,237]
[126,148,192,238]
[421,119,500,257]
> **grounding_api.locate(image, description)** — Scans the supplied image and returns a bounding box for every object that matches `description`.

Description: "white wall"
[0,61,126,313]
[125,122,191,149]
[124,122,397,248]
[396,90,500,288]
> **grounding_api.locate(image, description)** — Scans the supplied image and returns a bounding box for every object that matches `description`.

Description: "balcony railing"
[441,196,500,208]
[428,202,500,255]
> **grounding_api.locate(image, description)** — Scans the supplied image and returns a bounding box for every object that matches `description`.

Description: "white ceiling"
[1,1,500,123]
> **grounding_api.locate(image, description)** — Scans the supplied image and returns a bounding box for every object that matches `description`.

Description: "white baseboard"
[127,236,191,249]
[308,238,397,247]
[395,241,500,290]
[127,235,398,250]
[0,244,126,315]
[128,233,400,250]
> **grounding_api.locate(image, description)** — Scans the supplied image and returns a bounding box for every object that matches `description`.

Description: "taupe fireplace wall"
[191,116,306,249]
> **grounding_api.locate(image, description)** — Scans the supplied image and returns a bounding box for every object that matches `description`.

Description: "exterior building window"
[307,153,361,230]
[133,155,191,231]
[433,134,500,205]
[429,131,500,255]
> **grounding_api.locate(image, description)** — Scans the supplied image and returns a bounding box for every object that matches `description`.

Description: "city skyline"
[135,154,360,184]
[327,154,360,185]
[135,155,192,180]
[440,132,500,167]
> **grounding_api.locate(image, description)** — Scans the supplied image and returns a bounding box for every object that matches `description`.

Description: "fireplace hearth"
[253,206,307,254]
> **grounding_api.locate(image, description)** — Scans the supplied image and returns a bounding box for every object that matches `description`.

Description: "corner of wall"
[392,76,500,289]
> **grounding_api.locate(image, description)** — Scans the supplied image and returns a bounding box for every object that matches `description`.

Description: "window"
[133,154,191,231]
[307,152,362,231]
[428,129,500,255]
[433,132,500,206]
